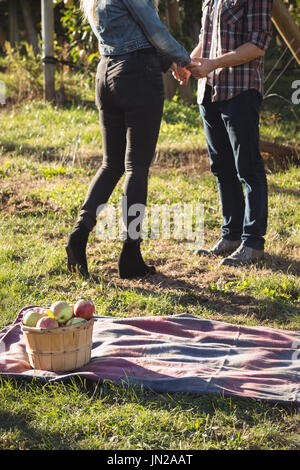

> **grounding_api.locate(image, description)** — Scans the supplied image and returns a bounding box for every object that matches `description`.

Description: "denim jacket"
[91,0,190,68]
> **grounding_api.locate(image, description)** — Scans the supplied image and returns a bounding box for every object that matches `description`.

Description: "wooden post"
[41,0,55,103]
[272,0,300,65]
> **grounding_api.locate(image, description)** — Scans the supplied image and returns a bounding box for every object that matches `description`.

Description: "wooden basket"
[22,318,94,372]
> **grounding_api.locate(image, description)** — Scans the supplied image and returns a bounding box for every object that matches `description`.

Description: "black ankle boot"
[65,222,90,278]
[118,239,156,279]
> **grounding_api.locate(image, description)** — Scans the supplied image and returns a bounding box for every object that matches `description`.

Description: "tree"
[159,0,201,104]
[20,0,39,56]
[272,0,300,65]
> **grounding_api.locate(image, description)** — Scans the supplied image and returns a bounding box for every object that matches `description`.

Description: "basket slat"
[22,317,94,372]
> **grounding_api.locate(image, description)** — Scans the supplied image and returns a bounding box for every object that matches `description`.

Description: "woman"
[66,0,192,279]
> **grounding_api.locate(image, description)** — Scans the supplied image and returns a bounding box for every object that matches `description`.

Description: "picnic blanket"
[0,306,299,403]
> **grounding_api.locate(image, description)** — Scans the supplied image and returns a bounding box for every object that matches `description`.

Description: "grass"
[0,154,299,328]
[0,63,299,450]
[0,145,299,451]
[1,378,299,450]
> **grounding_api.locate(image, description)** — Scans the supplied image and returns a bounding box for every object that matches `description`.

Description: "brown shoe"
[195,238,241,256]
[220,245,264,266]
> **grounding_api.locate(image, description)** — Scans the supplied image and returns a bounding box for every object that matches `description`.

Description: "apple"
[73,298,95,320]
[49,301,73,324]
[36,316,59,329]
[22,308,48,327]
[66,317,86,326]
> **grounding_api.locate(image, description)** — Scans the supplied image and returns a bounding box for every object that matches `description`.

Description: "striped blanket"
[0,306,299,403]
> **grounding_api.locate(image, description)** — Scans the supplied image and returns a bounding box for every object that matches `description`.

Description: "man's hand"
[187,43,266,80]
[187,57,216,79]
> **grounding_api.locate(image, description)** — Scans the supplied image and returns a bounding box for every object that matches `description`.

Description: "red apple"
[49,301,73,324]
[36,316,59,329]
[73,299,95,320]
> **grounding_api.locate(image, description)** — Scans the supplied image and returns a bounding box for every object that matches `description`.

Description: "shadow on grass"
[88,379,300,416]
[134,280,299,323]
[262,253,300,276]
[0,139,60,161]
[87,265,299,324]
[1,376,298,427]
[0,408,69,450]
[269,183,300,199]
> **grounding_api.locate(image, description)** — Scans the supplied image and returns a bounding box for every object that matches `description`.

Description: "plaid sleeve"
[246,0,274,51]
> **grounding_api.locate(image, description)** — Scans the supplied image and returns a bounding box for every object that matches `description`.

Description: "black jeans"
[78,48,164,238]
[199,86,268,250]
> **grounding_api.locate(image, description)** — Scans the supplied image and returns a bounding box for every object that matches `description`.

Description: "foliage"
[3,41,43,102]
[158,0,203,50]
[53,0,99,69]
[288,0,300,24]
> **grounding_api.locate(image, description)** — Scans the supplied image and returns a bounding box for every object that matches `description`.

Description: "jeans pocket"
[144,55,164,97]
[144,52,162,73]
[145,70,164,98]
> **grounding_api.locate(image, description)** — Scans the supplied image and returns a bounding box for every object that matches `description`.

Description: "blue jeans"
[199,86,268,250]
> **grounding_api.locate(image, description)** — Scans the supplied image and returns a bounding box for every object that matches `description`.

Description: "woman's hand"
[170,62,191,86]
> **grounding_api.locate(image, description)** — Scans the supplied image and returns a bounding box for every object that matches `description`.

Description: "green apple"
[22,308,47,327]
[66,317,86,326]
[49,301,73,324]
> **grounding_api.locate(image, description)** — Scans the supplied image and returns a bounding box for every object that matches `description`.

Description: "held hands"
[170,62,191,86]
[171,58,217,84]
[186,57,217,79]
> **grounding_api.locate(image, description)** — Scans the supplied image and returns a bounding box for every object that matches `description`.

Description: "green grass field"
[0,84,299,449]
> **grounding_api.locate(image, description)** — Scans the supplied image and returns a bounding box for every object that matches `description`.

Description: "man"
[175,0,274,266]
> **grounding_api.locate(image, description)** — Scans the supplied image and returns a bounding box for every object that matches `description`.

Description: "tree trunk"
[178,81,195,105]
[163,0,195,104]
[8,0,19,48]
[0,26,6,51]
[20,0,39,56]
[163,70,178,100]
[167,0,181,29]
[272,0,300,65]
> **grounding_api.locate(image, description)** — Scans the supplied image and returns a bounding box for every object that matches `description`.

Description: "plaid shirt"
[197,0,274,103]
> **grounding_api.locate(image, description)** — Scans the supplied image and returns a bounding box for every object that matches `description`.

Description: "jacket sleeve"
[123,0,191,67]
[245,0,274,51]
